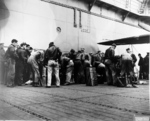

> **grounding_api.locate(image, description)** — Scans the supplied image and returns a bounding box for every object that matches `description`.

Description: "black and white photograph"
[0,0,149,121]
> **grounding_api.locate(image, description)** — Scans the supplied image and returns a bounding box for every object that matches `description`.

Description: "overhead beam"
[89,0,97,11]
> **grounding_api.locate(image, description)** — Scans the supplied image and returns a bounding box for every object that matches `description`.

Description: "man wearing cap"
[0,43,5,84]
[5,39,18,87]
[15,42,27,86]
[44,42,62,88]
[104,43,117,85]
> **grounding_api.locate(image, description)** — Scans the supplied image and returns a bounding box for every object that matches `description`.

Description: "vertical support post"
[131,45,133,53]
[74,8,77,27]
[79,11,82,28]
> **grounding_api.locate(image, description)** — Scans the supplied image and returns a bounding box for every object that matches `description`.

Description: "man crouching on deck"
[119,49,137,88]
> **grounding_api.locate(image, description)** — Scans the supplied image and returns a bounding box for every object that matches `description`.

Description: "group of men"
[0,40,64,87]
[104,44,138,87]
[0,39,33,87]
[0,39,149,88]
[0,40,105,87]
[105,43,149,87]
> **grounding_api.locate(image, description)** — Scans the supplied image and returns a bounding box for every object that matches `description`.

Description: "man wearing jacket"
[5,39,18,87]
[138,53,144,79]
[104,43,117,85]
[45,42,62,88]
[15,42,27,86]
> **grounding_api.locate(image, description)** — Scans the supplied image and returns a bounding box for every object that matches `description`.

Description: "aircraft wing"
[97,34,150,45]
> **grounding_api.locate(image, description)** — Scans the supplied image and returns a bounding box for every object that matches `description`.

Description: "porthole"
[57,27,61,33]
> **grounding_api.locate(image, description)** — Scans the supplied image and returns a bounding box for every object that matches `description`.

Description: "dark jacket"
[25,49,31,59]
[138,57,144,66]
[144,55,149,66]
[68,53,76,62]
[5,44,18,60]
[131,54,137,64]
[16,47,27,62]
[105,47,115,60]
[44,45,62,64]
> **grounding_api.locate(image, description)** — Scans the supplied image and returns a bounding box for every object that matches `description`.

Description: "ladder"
[139,0,148,13]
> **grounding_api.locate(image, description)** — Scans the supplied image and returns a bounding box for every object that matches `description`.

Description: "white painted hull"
[0,0,149,53]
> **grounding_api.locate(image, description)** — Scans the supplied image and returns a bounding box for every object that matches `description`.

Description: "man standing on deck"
[45,42,62,88]
[104,43,117,85]
[5,39,18,87]
[15,42,27,86]
[138,53,144,79]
